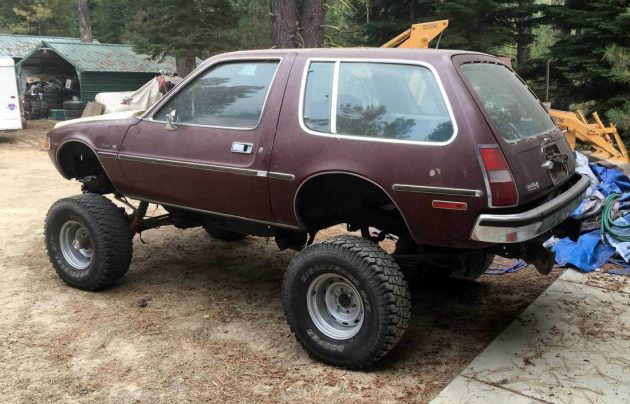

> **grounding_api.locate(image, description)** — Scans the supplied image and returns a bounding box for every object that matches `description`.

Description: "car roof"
[200,47,489,68]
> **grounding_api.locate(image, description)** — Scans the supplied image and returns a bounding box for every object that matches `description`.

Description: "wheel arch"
[293,171,413,238]
[56,139,106,180]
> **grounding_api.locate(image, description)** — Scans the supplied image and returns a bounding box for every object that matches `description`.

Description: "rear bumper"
[470,174,590,243]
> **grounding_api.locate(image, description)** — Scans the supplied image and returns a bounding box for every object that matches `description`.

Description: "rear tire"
[45,194,132,291]
[203,226,246,242]
[283,235,411,369]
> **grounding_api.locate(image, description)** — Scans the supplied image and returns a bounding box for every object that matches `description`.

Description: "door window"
[302,61,455,142]
[155,60,279,129]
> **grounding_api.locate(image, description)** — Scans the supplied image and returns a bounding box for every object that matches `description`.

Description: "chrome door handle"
[231,142,253,154]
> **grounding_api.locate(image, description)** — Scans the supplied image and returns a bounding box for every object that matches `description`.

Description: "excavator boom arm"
[382,20,449,49]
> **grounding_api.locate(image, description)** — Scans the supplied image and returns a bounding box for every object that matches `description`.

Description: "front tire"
[283,235,411,369]
[45,194,132,290]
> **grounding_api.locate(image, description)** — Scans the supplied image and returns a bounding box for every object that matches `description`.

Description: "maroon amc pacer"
[43,48,589,368]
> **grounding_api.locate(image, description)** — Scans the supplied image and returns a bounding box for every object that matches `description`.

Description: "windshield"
[461,63,556,141]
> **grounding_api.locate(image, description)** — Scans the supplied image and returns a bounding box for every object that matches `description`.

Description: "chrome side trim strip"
[125,195,302,231]
[97,151,118,159]
[268,172,295,181]
[117,153,268,177]
[392,184,483,197]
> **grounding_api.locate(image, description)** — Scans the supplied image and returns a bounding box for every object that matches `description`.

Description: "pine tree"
[605,45,630,131]
[90,0,133,44]
[129,0,238,77]
[436,0,514,53]
[332,0,524,55]
[545,0,630,112]
[0,0,76,36]
[270,0,326,48]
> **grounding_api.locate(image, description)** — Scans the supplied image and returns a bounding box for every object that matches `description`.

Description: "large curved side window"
[154,60,279,129]
[302,61,454,143]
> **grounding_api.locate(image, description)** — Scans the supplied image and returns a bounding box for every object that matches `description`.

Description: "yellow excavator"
[382,20,630,165]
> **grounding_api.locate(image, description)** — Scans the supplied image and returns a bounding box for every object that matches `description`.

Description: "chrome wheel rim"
[306,273,364,340]
[59,220,92,270]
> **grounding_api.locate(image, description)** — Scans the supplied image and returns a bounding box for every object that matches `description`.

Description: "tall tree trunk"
[77,0,93,43]
[271,0,299,48]
[175,0,196,77]
[516,25,532,66]
[301,0,325,48]
[516,0,533,66]
[176,52,196,77]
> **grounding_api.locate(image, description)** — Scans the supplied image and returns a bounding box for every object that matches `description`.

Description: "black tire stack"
[24,100,50,120]
[63,100,87,120]
[43,89,63,111]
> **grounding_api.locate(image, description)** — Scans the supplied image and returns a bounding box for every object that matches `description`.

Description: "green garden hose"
[600,193,630,242]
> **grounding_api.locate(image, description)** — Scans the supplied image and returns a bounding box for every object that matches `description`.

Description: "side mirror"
[165,109,177,131]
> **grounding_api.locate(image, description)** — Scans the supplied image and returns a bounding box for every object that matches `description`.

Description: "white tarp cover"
[54,109,144,129]
[95,75,182,114]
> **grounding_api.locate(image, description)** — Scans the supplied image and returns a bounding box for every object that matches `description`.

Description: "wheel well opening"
[58,142,104,180]
[295,173,408,237]
[57,142,115,194]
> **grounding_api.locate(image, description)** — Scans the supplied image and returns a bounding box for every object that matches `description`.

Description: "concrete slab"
[431,270,630,404]
[430,376,544,404]
[561,269,630,295]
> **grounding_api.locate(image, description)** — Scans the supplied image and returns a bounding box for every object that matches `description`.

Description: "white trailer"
[0,56,22,131]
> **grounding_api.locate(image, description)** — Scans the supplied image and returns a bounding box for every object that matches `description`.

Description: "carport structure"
[16,41,177,100]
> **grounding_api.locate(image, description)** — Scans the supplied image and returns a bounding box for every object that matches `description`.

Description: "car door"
[117,54,295,222]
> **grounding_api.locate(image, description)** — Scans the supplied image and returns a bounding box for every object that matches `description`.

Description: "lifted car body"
[44,48,588,368]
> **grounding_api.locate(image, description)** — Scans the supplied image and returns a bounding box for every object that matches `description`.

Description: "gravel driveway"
[0,120,562,403]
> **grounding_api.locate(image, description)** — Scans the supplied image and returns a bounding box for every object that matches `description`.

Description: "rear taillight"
[478,146,518,207]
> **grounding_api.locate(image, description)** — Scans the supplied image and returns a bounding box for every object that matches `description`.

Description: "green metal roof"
[19,41,177,73]
[0,34,99,59]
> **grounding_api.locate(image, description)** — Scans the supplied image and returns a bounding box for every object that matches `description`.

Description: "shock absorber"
[129,201,149,237]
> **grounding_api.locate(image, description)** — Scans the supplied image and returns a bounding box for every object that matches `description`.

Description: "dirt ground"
[0,120,563,403]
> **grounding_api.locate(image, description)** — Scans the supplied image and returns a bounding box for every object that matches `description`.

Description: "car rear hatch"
[454,55,575,206]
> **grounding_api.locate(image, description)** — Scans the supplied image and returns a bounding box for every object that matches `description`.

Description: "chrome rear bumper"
[470,174,590,243]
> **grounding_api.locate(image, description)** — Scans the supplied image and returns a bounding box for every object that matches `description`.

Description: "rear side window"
[302,61,454,143]
[460,63,556,141]
[155,60,279,129]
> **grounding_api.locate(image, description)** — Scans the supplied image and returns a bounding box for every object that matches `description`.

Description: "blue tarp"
[552,231,616,272]
[590,164,630,196]
[552,162,630,274]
